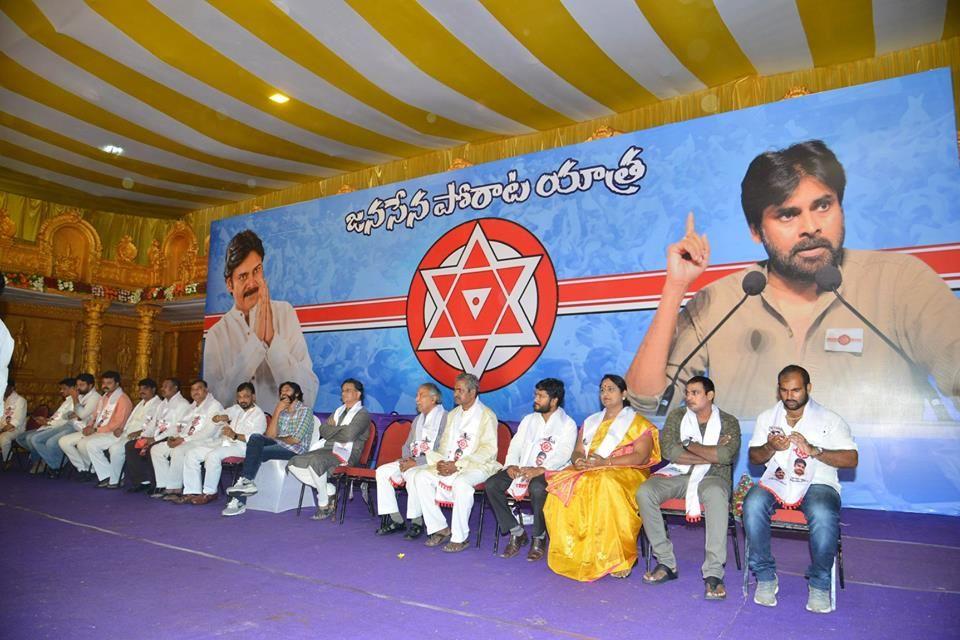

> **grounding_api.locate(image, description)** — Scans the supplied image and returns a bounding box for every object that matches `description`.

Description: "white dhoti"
[375,463,426,519]
[184,442,246,495]
[0,430,18,461]
[86,432,125,482]
[151,441,201,490]
[287,465,336,507]
[415,468,488,544]
[59,431,93,471]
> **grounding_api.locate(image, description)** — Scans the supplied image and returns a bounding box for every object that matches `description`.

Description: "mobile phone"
[768,426,785,438]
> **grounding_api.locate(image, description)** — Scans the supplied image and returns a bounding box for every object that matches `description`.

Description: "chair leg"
[742,529,751,597]
[837,534,845,589]
[296,483,306,517]
[365,481,376,517]
[337,477,348,525]
[730,516,742,570]
[475,493,486,548]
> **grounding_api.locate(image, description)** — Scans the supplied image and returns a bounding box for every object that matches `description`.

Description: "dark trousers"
[484,470,548,538]
[123,439,157,487]
[242,434,296,480]
[237,434,296,504]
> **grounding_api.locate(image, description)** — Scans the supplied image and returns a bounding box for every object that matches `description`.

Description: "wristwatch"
[681,438,692,451]
[812,446,824,458]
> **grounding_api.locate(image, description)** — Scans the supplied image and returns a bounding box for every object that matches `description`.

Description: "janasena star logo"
[406,218,558,392]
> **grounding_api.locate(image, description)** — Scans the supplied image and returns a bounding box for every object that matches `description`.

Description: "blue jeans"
[743,483,841,591]
[31,425,74,469]
[238,434,296,504]
[16,430,41,462]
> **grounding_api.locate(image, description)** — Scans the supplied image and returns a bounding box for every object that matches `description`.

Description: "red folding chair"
[359,420,414,527]
[327,420,378,523]
[741,507,844,611]
[472,421,513,548]
[639,496,741,572]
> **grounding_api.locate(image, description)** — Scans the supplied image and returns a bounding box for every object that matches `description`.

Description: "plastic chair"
[344,419,413,527]
[471,421,513,548]
[639,495,742,572]
[740,507,844,611]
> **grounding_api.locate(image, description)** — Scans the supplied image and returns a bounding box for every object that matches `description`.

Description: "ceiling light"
[269,93,290,104]
[100,144,124,155]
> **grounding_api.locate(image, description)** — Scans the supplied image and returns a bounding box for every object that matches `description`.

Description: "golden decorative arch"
[160,221,200,284]
[35,209,103,281]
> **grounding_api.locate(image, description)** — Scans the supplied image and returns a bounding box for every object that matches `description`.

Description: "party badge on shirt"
[824,328,863,353]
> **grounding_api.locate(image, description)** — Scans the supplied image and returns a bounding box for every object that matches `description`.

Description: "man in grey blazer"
[374,382,447,539]
[286,378,371,520]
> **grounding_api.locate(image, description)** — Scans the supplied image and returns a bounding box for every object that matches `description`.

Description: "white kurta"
[144,394,192,440]
[0,318,12,397]
[183,403,267,495]
[203,300,319,409]
[87,395,162,483]
[152,394,224,490]
[0,390,28,460]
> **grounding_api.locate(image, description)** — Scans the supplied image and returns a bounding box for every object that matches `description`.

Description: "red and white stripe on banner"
[203,243,960,334]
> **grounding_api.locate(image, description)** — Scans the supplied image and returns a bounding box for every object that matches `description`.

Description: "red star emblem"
[407,219,558,391]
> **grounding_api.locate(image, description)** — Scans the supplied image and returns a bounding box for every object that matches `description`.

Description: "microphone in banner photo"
[814,265,951,420]
[655,271,767,415]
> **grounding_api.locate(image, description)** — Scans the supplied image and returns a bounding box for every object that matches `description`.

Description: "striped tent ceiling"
[0,1,956,219]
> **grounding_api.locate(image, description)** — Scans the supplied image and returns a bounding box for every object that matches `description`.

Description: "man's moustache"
[791,238,833,256]
[243,286,260,299]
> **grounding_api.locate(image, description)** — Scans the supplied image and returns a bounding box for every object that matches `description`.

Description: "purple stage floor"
[1,470,958,640]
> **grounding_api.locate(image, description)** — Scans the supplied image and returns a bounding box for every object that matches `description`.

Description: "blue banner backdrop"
[205,69,960,515]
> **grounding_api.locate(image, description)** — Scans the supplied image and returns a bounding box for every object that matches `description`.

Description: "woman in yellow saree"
[543,374,661,581]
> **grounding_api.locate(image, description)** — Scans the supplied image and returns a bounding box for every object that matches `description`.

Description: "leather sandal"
[642,563,679,585]
[705,576,727,600]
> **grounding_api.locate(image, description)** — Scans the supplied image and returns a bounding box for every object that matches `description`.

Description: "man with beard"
[484,378,576,561]
[626,140,960,421]
[743,365,857,613]
[179,382,266,505]
[203,230,319,410]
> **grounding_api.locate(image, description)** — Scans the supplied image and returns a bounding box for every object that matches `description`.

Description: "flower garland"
[1,271,204,303]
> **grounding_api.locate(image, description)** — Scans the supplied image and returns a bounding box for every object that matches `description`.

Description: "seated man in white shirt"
[413,373,501,553]
[484,378,577,561]
[60,371,132,480]
[19,378,75,474]
[375,382,447,538]
[743,365,858,614]
[32,374,99,474]
[179,382,267,505]
[124,378,191,492]
[87,378,161,489]
[149,380,223,500]
[1,379,28,465]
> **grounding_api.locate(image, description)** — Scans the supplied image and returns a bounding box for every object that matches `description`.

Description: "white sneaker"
[806,586,832,613]
[221,498,246,517]
[226,477,258,497]
[753,576,779,607]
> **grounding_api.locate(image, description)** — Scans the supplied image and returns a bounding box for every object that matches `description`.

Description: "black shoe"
[500,531,529,558]
[403,522,425,540]
[376,519,406,536]
[127,483,149,493]
[96,479,110,488]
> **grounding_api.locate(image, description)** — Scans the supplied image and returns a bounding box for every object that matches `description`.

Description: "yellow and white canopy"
[0,0,955,218]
